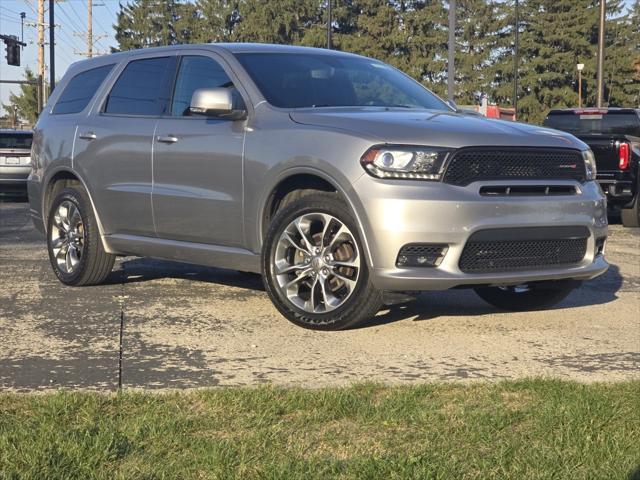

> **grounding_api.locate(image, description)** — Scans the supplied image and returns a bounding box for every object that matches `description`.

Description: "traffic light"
[6,42,20,66]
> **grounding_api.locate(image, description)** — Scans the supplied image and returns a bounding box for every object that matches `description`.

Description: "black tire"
[474,280,581,311]
[621,195,640,227]
[47,186,115,286]
[262,192,383,330]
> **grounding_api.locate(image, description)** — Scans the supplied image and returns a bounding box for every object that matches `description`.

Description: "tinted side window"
[52,64,114,115]
[105,57,174,116]
[171,56,233,116]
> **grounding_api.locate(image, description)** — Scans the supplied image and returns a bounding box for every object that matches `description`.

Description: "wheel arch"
[259,169,374,267]
[42,168,112,253]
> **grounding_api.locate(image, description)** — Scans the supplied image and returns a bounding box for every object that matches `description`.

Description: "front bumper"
[351,176,609,291]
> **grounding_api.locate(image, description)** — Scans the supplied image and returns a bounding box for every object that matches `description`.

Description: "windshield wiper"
[385,104,420,109]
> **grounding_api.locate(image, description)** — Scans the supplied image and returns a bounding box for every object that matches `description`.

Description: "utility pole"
[88,0,93,58]
[327,0,332,50]
[513,0,519,119]
[447,0,456,102]
[49,0,55,91]
[37,0,45,112]
[74,0,107,57]
[596,0,606,107]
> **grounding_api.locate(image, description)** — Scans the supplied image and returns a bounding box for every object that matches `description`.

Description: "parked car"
[0,129,33,196]
[543,108,640,227]
[29,44,608,330]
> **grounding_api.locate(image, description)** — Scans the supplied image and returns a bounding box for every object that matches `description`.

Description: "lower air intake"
[459,227,589,273]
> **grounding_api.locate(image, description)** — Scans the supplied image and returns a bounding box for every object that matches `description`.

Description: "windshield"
[544,112,640,136]
[234,52,450,110]
[0,133,32,149]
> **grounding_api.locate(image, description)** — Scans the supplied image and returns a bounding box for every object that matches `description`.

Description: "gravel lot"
[1,198,638,391]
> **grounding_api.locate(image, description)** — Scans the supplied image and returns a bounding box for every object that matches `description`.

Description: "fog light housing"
[396,244,448,268]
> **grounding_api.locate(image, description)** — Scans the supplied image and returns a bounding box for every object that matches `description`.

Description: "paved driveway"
[1,199,638,391]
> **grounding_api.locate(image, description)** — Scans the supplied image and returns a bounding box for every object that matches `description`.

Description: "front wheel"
[262,193,383,330]
[474,280,580,311]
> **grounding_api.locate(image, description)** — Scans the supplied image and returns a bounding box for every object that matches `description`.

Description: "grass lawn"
[1,379,639,479]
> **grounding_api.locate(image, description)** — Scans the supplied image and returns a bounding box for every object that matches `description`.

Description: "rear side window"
[52,64,114,115]
[171,56,233,116]
[105,57,174,116]
[544,112,640,135]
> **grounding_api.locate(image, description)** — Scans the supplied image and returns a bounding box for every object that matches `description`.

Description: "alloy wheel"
[50,200,85,274]
[273,212,361,314]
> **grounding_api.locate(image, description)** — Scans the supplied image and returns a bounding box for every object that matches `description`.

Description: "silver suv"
[28,44,609,330]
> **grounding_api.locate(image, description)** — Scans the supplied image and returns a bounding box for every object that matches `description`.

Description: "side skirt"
[104,234,261,273]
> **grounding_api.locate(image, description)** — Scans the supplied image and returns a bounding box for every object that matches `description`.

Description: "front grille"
[459,227,589,273]
[443,148,586,186]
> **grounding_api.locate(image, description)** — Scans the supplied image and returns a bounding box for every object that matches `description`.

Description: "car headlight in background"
[360,146,452,180]
[582,149,597,180]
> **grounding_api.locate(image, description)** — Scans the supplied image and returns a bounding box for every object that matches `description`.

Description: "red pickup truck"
[543,108,640,227]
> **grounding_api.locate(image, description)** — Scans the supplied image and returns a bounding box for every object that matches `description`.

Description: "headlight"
[360,146,452,180]
[582,149,597,180]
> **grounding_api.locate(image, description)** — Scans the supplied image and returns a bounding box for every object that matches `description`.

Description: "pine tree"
[516,0,597,123]
[191,0,240,43]
[231,0,321,45]
[115,0,197,50]
[606,0,640,107]
[332,0,405,64]
[402,0,449,98]
[453,0,508,105]
[1,69,43,124]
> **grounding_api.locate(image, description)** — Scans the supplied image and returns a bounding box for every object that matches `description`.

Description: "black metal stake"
[118,263,126,391]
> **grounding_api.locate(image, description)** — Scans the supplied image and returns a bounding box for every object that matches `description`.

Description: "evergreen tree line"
[5,0,638,125]
[114,0,639,124]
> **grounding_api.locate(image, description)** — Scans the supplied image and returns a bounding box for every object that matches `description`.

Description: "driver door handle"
[78,131,97,140]
[157,135,178,144]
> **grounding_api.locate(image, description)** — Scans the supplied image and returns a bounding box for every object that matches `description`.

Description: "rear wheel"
[621,195,640,227]
[262,193,383,330]
[47,186,115,286]
[474,280,580,311]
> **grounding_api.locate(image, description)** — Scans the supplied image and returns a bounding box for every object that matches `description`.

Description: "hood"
[290,108,585,150]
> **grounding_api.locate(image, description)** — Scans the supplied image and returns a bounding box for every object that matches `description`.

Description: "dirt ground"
[1,198,638,391]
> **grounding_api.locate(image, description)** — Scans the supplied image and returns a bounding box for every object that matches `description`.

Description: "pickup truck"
[543,108,640,227]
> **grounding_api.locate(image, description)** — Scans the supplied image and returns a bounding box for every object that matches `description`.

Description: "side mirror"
[445,99,458,112]
[189,87,247,120]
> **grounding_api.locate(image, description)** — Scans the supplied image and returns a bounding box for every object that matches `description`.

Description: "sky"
[0,0,635,111]
[0,0,119,109]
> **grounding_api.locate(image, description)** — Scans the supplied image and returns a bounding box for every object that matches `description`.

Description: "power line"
[56,3,85,32]
[66,0,87,30]
[21,0,38,16]
[0,14,23,25]
[1,5,27,16]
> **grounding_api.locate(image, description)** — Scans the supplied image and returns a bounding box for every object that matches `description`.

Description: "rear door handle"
[78,131,96,140]
[157,135,178,144]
